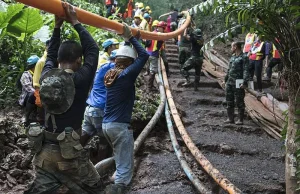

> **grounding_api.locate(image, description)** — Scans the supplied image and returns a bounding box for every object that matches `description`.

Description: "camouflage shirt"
[225,52,250,86]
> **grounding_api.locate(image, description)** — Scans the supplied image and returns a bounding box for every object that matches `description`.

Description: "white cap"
[115,45,137,59]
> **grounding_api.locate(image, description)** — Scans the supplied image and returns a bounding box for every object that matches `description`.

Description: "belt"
[44,129,81,142]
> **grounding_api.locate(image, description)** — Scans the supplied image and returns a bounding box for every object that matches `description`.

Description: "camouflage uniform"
[224,52,250,124]
[181,29,204,90]
[178,27,192,75]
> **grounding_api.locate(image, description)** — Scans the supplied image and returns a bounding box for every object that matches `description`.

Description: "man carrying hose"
[181,28,204,91]
[81,50,118,160]
[178,19,192,85]
[103,24,149,193]
[25,3,103,194]
[224,42,250,125]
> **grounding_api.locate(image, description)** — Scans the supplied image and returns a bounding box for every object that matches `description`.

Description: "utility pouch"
[57,128,83,159]
[27,122,44,154]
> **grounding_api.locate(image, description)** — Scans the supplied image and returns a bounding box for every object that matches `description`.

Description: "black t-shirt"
[190,34,204,57]
[41,24,99,133]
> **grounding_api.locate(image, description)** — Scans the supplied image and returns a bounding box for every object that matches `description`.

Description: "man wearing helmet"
[81,50,118,160]
[19,55,39,126]
[140,13,151,31]
[145,21,164,92]
[98,38,119,69]
[103,24,149,193]
[181,28,204,91]
[25,3,102,194]
[131,15,142,28]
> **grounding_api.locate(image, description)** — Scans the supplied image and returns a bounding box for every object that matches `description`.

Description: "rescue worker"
[131,15,142,28]
[33,40,50,124]
[24,3,102,193]
[145,6,151,13]
[133,2,139,16]
[103,24,149,193]
[126,0,134,18]
[243,32,257,53]
[248,35,265,92]
[145,23,164,92]
[178,20,192,85]
[170,8,179,31]
[98,38,119,68]
[140,13,151,31]
[158,21,170,77]
[105,0,114,18]
[181,28,204,91]
[19,55,39,126]
[224,42,250,125]
[262,42,282,81]
[81,50,118,161]
[134,2,144,16]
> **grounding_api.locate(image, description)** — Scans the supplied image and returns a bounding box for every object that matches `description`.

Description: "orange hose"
[16,0,191,40]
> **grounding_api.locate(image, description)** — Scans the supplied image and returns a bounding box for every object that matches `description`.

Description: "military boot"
[147,73,156,93]
[105,184,128,194]
[182,77,191,87]
[194,76,200,91]
[235,108,244,125]
[224,107,235,124]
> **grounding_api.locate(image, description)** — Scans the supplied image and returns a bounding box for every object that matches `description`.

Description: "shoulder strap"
[45,112,58,133]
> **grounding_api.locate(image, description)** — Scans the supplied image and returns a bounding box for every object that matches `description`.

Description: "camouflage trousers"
[25,143,102,194]
[179,46,191,75]
[225,84,245,109]
[182,55,203,82]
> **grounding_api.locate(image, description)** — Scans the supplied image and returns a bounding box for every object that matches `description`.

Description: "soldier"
[178,19,192,85]
[25,3,102,193]
[224,42,250,125]
[181,28,204,91]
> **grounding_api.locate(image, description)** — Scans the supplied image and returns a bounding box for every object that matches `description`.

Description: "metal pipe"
[16,0,191,41]
[161,62,242,193]
[95,65,166,175]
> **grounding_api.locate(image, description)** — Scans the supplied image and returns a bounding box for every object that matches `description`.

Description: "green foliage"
[7,7,43,37]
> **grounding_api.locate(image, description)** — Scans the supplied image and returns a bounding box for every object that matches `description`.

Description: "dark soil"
[105,40,286,193]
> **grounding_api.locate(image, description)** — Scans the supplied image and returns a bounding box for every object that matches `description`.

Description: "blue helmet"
[27,55,39,68]
[102,38,119,49]
[143,13,150,19]
[110,49,118,59]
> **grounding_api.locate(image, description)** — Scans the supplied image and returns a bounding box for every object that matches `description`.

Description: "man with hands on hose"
[102,23,149,193]
[224,42,250,125]
[25,2,103,194]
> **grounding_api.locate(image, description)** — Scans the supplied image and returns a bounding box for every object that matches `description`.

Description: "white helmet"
[115,45,137,59]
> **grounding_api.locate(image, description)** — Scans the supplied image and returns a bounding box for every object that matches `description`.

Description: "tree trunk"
[285,92,300,193]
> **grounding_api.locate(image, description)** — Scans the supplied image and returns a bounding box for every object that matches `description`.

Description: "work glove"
[121,23,133,41]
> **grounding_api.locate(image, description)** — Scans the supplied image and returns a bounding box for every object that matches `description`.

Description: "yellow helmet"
[138,2,144,8]
[152,20,159,27]
[149,10,152,14]
[145,6,150,10]
[135,2,139,6]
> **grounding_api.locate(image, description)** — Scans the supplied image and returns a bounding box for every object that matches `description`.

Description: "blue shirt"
[86,62,115,109]
[103,37,149,124]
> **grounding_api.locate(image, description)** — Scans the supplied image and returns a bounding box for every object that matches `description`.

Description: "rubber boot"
[24,102,36,127]
[224,107,235,124]
[182,77,191,87]
[235,109,244,125]
[147,73,155,93]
